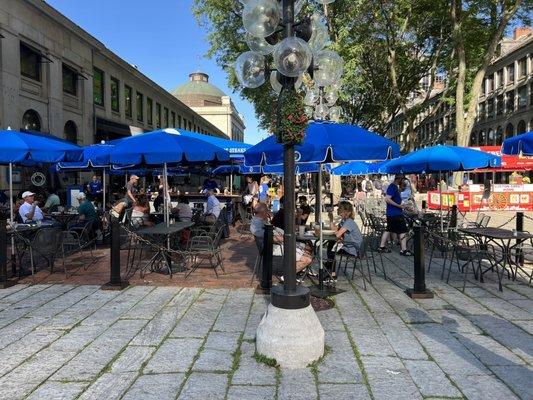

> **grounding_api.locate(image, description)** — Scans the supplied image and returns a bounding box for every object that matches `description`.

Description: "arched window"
[495,126,503,145]
[21,109,41,132]
[517,120,526,134]
[64,120,78,144]
[505,123,514,138]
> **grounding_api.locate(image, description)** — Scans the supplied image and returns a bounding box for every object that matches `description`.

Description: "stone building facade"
[0,0,230,192]
[0,0,227,144]
[386,28,533,151]
[173,72,246,142]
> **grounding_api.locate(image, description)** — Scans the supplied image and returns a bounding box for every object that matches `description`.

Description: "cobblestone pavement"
[1,242,532,400]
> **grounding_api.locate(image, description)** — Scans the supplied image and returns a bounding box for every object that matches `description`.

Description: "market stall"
[427,183,533,212]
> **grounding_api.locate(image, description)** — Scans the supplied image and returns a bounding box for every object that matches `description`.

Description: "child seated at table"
[326,201,363,281]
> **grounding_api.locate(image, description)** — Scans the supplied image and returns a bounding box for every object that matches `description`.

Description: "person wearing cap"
[111,175,139,218]
[19,191,44,223]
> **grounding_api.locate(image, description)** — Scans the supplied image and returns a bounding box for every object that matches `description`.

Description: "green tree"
[449,0,532,147]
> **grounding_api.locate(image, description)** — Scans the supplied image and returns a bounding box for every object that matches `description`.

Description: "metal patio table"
[137,221,194,276]
[459,227,533,291]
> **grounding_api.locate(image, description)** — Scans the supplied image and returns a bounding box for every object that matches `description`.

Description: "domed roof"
[171,72,226,98]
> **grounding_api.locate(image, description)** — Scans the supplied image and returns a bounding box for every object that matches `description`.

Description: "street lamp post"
[235,0,342,368]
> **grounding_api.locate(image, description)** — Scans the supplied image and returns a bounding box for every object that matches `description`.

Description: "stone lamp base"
[256,303,325,369]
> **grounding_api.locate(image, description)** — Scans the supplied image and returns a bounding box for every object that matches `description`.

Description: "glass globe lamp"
[243,0,280,38]
[314,103,329,120]
[325,88,338,106]
[234,51,266,88]
[273,36,312,77]
[329,106,342,122]
[304,87,319,106]
[245,33,275,55]
[313,50,344,87]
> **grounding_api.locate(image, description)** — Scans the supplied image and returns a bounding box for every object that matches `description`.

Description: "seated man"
[250,203,311,274]
[68,193,97,233]
[19,191,44,223]
[77,193,97,223]
[204,189,220,224]
[43,188,61,212]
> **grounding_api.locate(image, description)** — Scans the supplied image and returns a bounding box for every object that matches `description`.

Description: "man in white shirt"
[19,191,44,223]
[204,189,221,224]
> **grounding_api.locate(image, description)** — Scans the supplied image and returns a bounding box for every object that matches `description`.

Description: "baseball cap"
[21,191,35,199]
[131,175,139,179]
[76,192,86,200]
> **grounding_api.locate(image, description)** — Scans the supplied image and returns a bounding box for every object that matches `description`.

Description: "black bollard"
[102,218,129,290]
[516,212,524,266]
[406,224,433,299]
[259,224,273,292]
[450,205,458,230]
[0,217,16,288]
[421,200,427,210]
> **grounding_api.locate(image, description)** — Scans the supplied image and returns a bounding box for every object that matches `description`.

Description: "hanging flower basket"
[274,92,308,145]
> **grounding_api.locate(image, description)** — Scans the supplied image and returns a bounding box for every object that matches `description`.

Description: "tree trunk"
[453,0,522,147]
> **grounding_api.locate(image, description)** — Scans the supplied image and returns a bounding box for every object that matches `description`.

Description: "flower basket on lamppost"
[234,0,342,368]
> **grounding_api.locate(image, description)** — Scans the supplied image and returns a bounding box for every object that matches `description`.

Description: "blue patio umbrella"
[382,145,501,231]
[243,122,400,167]
[331,161,389,176]
[501,131,533,156]
[179,131,252,159]
[55,141,125,169]
[0,129,82,164]
[212,165,262,175]
[107,128,230,166]
[107,128,229,226]
[263,163,331,175]
[243,122,400,292]
[383,145,501,174]
[0,129,83,223]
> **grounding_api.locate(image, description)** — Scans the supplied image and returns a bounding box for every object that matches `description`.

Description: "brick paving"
[1,211,531,399]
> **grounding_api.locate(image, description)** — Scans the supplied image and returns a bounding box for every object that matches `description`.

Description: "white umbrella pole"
[163,163,169,228]
[439,171,443,232]
[230,172,233,195]
[317,164,324,290]
[102,171,106,211]
[9,163,15,259]
[9,163,13,223]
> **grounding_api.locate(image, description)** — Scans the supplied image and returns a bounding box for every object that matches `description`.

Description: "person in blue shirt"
[87,175,103,205]
[378,175,413,256]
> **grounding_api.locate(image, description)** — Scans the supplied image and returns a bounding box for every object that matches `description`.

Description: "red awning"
[469,146,533,172]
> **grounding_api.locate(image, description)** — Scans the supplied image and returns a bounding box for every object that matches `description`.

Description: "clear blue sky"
[46,0,267,144]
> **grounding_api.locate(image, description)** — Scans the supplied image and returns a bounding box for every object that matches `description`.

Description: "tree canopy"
[193,0,532,146]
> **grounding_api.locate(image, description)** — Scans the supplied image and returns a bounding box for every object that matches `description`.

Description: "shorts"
[386,215,408,234]
[123,197,134,207]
